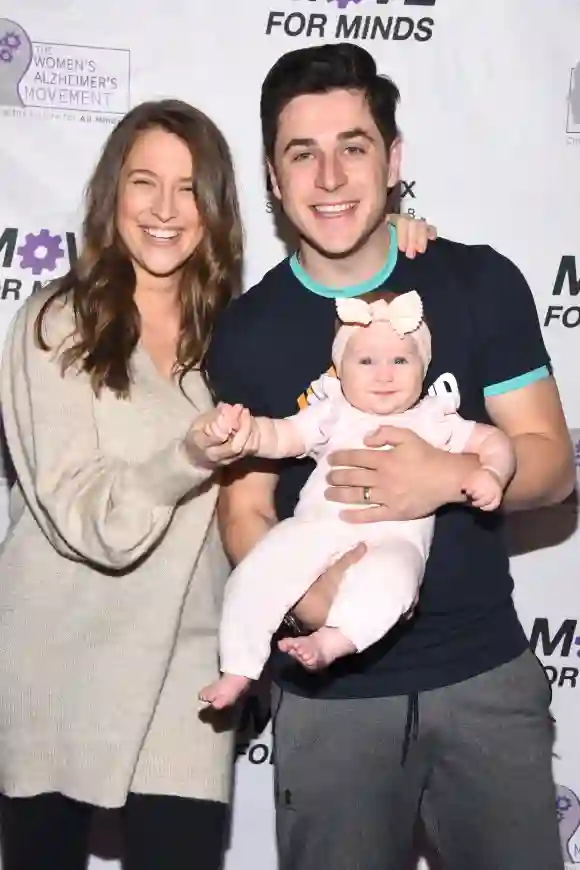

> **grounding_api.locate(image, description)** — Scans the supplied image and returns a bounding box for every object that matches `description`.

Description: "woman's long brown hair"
[35,99,243,396]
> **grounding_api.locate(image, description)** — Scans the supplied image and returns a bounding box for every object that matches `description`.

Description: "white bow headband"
[331,290,432,372]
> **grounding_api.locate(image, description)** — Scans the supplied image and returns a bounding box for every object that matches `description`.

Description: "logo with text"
[544,255,580,329]
[0,226,78,302]
[530,617,580,691]
[398,178,430,222]
[571,428,580,480]
[557,784,580,866]
[0,18,130,124]
[235,693,273,766]
[265,0,437,43]
[427,371,460,405]
[567,60,580,145]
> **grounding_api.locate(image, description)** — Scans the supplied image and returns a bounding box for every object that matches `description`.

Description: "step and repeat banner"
[1,0,579,867]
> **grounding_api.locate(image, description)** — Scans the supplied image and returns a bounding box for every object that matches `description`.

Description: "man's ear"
[267,159,282,200]
[387,137,402,189]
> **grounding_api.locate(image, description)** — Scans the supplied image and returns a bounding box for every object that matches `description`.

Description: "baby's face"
[340,323,424,415]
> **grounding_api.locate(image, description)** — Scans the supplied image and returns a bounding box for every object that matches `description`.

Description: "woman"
[0,97,431,870]
[0,98,242,870]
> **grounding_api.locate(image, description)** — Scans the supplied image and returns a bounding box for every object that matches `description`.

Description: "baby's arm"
[464,423,516,488]
[195,396,332,462]
[191,404,306,462]
[248,396,334,459]
[247,416,307,459]
[461,423,516,510]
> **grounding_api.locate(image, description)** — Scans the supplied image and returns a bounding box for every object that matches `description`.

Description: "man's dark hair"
[260,43,400,162]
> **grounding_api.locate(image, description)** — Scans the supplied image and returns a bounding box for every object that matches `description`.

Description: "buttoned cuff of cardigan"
[134,438,216,507]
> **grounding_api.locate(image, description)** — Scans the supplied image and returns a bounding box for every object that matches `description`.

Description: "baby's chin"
[348,389,423,416]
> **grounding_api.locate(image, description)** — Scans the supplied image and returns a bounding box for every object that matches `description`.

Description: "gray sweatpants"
[272,651,563,870]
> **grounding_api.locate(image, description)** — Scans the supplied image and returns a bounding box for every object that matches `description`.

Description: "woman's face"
[116,127,203,283]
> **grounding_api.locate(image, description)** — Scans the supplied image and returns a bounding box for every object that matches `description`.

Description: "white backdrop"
[1,1,580,867]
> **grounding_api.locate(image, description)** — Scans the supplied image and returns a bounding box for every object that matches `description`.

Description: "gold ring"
[362,486,371,503]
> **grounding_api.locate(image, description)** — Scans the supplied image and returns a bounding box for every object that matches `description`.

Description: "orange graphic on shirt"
[296,365,337,409]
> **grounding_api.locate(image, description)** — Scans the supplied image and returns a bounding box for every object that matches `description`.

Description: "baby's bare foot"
[279,627,356,671]
[199,674,251,709]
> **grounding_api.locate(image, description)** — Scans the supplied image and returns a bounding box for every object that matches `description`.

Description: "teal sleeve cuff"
[483,365,550,398]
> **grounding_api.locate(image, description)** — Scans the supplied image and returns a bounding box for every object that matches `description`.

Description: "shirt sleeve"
[421,397,475,454]
[0,297,213,570]
[284,399,335,458]
[471,246,551,398]
[445,413,477,454]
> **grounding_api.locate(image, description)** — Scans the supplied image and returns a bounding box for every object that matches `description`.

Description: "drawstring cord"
[401,692,420,765]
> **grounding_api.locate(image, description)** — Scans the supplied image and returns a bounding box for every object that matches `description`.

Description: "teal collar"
[289,224,398,299]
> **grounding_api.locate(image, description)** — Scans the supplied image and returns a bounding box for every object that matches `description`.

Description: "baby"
[196,291,516,709]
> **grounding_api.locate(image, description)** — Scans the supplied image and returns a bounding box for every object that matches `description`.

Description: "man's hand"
[325,426,479,523]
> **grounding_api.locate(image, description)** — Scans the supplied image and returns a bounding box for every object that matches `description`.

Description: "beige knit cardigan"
[0,289,234,807]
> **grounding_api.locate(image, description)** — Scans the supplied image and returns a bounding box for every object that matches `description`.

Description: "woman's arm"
[0,298,213,570]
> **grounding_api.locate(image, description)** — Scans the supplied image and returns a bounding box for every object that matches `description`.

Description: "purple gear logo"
[329,0,365,8]
[557,794,573,822]
[17,229,65,276]
[0,30,21,63]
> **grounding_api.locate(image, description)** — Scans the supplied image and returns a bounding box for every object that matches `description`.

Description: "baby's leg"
[282,538,425,671]
[200,519,358,706]
[329,538,425,650]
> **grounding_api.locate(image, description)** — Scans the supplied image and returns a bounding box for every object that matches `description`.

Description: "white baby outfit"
[218,375,475,679]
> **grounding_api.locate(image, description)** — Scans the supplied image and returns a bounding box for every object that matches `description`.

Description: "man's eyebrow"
[283,128,375,155]
[337,128,375,143]
[283,137,317,155]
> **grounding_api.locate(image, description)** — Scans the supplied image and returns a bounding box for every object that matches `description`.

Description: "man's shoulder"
[423,236,493,265]
[404,238,531,316]
[423,237,523,283]
[223,259,293,322]
[207,258,297,373]
[248,257,294,292]
[210,259,290,351]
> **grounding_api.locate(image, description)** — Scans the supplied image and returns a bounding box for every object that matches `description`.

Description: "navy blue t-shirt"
[205,238,550,699]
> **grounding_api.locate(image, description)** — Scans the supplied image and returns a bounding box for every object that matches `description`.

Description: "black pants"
[0,792,228,870]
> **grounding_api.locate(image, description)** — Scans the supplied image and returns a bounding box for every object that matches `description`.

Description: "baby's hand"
[462,467,503,511]
[201,403,243,445]
[186,403,254,467]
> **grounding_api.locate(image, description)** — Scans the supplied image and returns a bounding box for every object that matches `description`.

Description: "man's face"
[269,88,400,258]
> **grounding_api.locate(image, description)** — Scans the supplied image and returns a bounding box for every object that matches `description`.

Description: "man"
[206,43,574,870]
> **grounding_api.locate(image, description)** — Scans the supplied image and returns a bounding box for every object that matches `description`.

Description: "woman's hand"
[387,213,437,259]
[185,403,255,468]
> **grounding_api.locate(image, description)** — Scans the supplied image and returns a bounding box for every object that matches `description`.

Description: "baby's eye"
[394,357,408,365]
[359,356,373,365]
